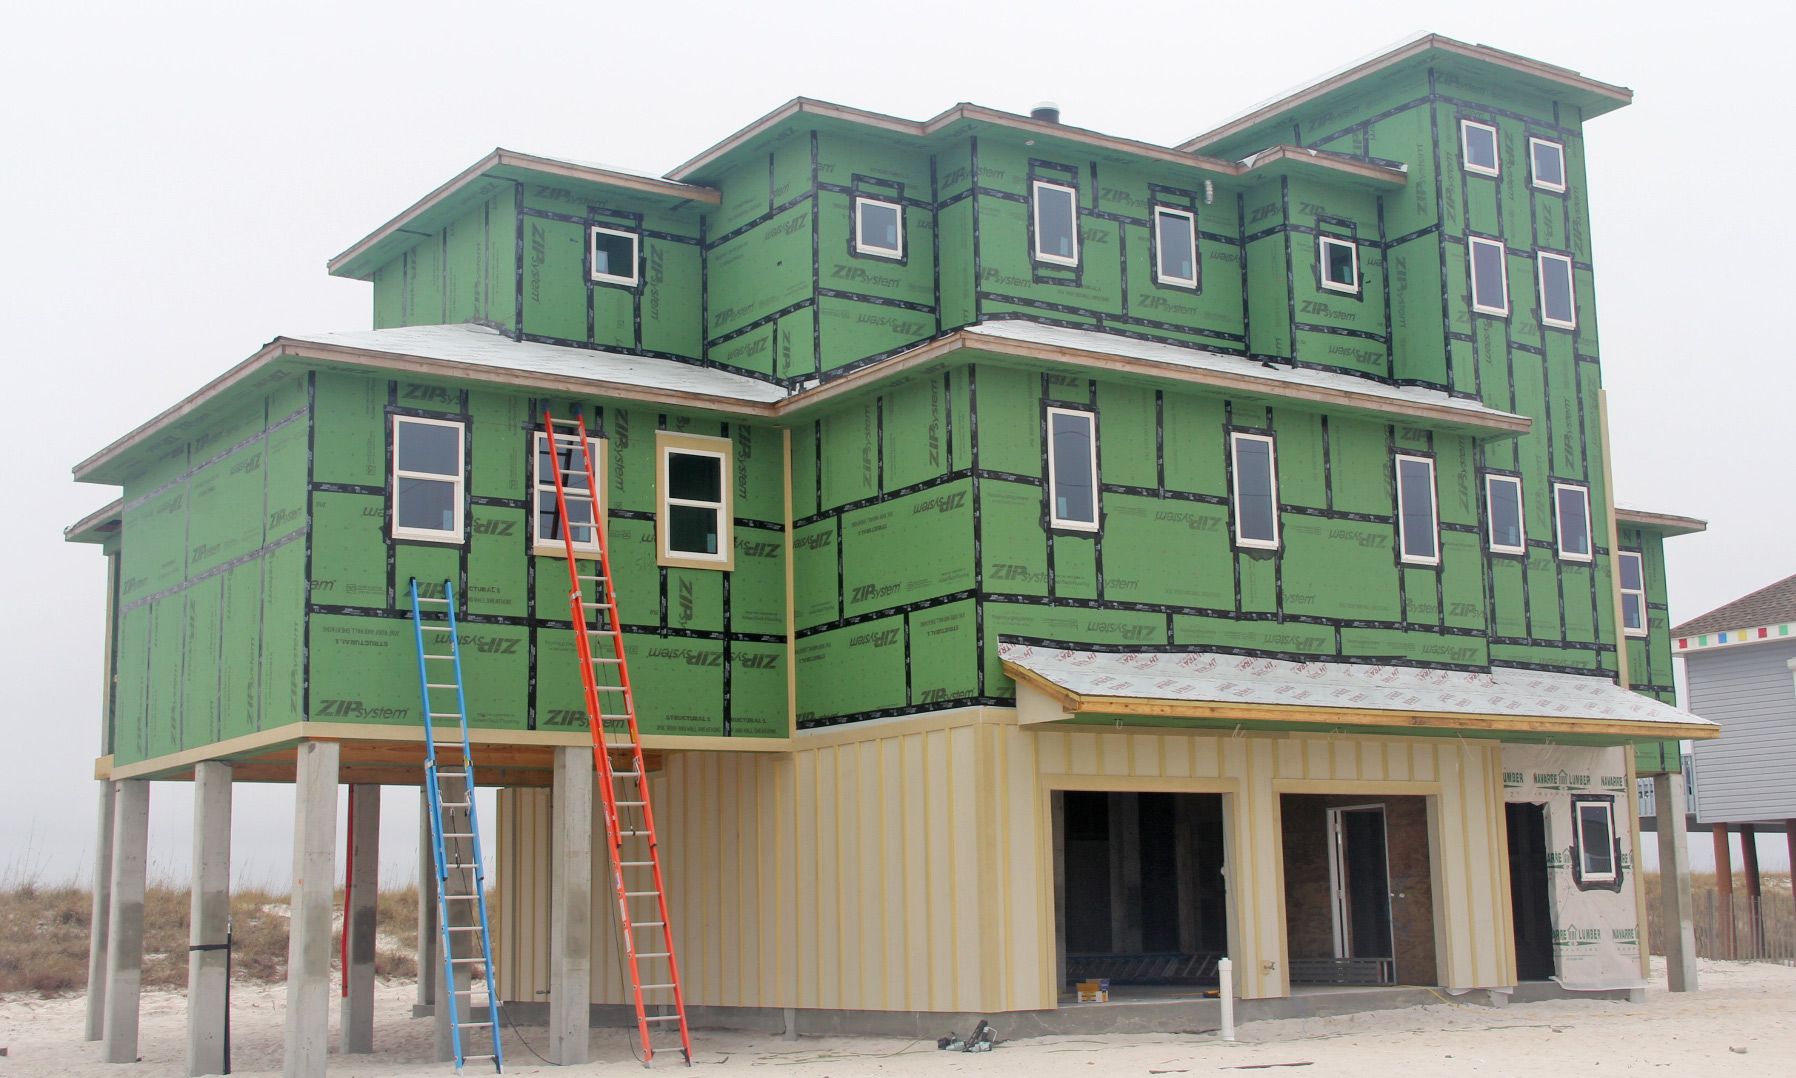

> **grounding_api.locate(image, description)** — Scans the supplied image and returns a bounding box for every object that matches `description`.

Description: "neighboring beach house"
[67,33,1715,1075]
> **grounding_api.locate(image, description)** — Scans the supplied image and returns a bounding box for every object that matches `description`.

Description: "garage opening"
[1054,791,1228,992]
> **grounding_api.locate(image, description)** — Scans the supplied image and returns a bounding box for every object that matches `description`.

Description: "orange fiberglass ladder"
[541,410,693,1068]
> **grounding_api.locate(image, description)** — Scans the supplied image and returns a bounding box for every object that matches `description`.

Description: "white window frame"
[1318,235,1359,294]
[1575,800,1618,883]
[1394,454,1440,566]
[853,196,904,259]
[1461,119,1500,177]
[1537,250,1577,330]
[1045,406,1099,532]
[1152,205,1199,288]
[1230,432,1280,550]
[1618,550,1648,638]
[391,414,465,544]
[656,431,734,571]
[531,431,605,558]
[1553,482,1593,563]
[588,225,640,287]
[1484,474,1526,555]
[1031,180,1080,267]
[1529,136,1567,193]
[1468,236,1510,317]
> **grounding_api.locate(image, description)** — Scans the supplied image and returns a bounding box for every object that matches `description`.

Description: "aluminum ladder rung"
[632,921,666,929]
[637,952,670,960]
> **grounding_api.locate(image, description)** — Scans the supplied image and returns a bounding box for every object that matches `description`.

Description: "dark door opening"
[1506,802,1556,981]
[1333,806,1394,962]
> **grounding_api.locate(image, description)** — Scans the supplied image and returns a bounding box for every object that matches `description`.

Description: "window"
[1619,551,1647,637]
[1469,237,1509,316]
[1574,800,1618,884]
[1230,433,1279,549]
[1395,454,1439,565]
[1538,251,1576,329]
[1529,137,1566,192]
[532,431,604,556]
[1153,206,1199,287]
[1318,235,1358,294]
[1032,180,1079,266]
[1461,119,1499,177]
[1553,482,1592,562]
[854,196,903,259]
[589,226,639,286]
[657,432,734,569]
[1485,474,1525,555]
[391,416,464,543]
[1046,407,1098,531]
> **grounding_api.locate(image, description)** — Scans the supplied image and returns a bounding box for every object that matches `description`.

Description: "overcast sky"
[2,0,1787,889]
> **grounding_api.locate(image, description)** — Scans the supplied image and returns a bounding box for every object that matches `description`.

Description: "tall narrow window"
[1319,235,1359,294]
[1573,800,1617,884]
[1461,119,1500,176]
[657,432,734,570]
[1618,551,1647,637]
[1032,180,1080,267]
[1529,137,1566,192]
[391,415,465,542]
[1153,206,1199,287]
[1554,482,1592,562]
[1046,406,1098,531]
[1395,454,1439,565]
[1469,237,1509,316]
[533,431,603,556]
[1486,474,1525,555]
[589,226,640,286]
[854,196,903,258]
[1231,432,1279,549]
[1538,251,1576,329]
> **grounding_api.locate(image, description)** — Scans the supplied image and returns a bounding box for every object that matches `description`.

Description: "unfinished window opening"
[1554,482,1592,562]
[533,431,604,557]
[1529,137,1567,192]
[1469,237,1509,316]
[589,226,640,286]
[391,415,464,543]
[1153,206,1199,287]
[1046,406,1099,531]
[1461,119,1499,177]
[1395,454,1439,566]
[1032,180,1080,267]
[1230,432,1279,549]
[1619,550,1647,636]
[656,432,733,570]
[853,196,903,259]
[1538,251,1576,329]
[1485,474,1525,555]
[1573,799,1618,884]
[1318,235,1359,294]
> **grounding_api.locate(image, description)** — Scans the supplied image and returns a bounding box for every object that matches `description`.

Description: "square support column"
[283,742,338,1078]
[85,780,116,1042]
[341,785,380,1053]
[1712,825,1734,960]
[549,747,593,1065]
[1652,773,1697,992]
[187,763,233,1076]
[417,788,437,1011]
[103,779,149,1064]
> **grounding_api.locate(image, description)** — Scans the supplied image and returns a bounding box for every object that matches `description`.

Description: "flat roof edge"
[1615,508,1707,536]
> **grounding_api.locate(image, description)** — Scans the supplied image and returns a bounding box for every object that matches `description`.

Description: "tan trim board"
[1615,507,1707,536]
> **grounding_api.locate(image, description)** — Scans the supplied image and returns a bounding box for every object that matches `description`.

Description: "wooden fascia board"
[63,498,123,544]
[1615,508,1708,537]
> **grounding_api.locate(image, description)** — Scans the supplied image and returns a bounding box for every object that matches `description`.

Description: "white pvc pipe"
[1218,956,1235,1042]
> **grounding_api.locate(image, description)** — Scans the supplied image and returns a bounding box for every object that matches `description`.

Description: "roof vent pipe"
[1031,102,1061,124]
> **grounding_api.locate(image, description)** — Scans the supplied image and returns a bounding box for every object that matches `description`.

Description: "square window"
[1319,235,1359,294]
[854,196,903,258]
[1469,236,1509,316]
[1231,432,1279,549]
[1153,206,1199,287]
[657,433,733,569]
[1462,119,1500,177]
[392,416,464,542]
[589,226,640,286]
[1554,483,1592,562]
[1485,474,1525,555]
[1538,251,1576,329]
[1032,180,1080,266]
[1619,550,1647,637]
[1046,407,1098,530]
[1395,454,1439,565]
[533,431,604,556]
[1529,137,1567,192]
[1574,800,1617,883]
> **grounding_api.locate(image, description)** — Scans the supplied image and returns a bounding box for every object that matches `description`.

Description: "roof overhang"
[64,499,123,544]
[1615,507,1707,537]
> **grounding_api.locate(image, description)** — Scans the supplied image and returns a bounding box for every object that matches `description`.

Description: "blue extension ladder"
[409,578,504,1073]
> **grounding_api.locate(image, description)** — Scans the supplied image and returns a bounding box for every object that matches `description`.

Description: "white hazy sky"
[1,0,1788,889]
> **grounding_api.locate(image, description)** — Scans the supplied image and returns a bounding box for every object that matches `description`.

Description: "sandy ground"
[3,958,1793,1076]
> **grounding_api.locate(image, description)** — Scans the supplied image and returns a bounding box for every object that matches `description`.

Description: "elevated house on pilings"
[68,32,1718,1075]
